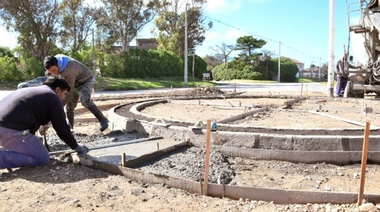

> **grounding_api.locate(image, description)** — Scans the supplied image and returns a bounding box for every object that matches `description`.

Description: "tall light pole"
[184,3,188,84]
[328,0,336,97]
[319,57,322,82]
[277,41,281,82]
[192,49,195,80]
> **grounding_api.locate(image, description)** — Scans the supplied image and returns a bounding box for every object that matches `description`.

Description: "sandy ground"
[2,87,380,211]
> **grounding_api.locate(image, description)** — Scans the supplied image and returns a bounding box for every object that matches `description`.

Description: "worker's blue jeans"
[336,77,348,96]
[0,126,50,169]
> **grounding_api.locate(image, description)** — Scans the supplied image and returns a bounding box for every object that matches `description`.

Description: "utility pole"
[319,57,322,82]
[278,41,281,82]
[184,3,188,84]
[192,50,195,80]
[328,0,336,97]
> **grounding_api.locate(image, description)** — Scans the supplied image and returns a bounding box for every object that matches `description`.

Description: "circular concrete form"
[105,94,380,205]
[108,95,380,154]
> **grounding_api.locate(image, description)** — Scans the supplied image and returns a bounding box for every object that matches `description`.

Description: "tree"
[98,0,158,51]
[260,50,274,79]
[0,56,21,81]
[60,0,101,54]
[0,0,61,60]
[154,0,211,57]
[203,55,221,70]
[0,47,14,58]
[235,35,266,63]
[210,42,235,63]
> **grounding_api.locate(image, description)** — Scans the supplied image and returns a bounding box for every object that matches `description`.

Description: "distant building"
[135,38,158,50]
[300,66,321,78]
[112,38,158,53]
[284,57,305,78]
[285,57,305,72]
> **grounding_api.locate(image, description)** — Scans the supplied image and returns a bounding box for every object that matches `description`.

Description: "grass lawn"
[0,77,327,91]
[94,77,216,90]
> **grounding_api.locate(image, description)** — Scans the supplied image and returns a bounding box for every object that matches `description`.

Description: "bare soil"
[2,87,380,212]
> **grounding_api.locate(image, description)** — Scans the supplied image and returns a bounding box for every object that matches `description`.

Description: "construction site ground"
[2,88,380,211]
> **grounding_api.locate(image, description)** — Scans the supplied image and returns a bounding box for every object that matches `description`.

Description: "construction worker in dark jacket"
[0,75,88,169]
[44,54,108,131]
[335,51,361,97]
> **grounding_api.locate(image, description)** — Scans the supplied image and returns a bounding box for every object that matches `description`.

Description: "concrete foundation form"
[78,143,380,205]
[102,96,380,205]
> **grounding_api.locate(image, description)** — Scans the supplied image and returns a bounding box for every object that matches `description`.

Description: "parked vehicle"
[17,76,48,89]
[202,70,212,81]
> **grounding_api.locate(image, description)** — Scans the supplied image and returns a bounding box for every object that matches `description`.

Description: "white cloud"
[247,0,270,2]
[0,26,17,49]
[204,0,241,15]
[225,29,247,41]
[196,28,248,57]
[204,0,269,15]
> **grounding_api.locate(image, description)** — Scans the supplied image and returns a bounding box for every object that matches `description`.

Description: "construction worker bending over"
[0,75,88,169]
[44,54,108,131]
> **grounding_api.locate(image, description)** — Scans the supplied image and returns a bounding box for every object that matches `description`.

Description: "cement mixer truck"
[345,0,380,97]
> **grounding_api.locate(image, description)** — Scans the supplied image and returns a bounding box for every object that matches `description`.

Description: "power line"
[205,16,328,63]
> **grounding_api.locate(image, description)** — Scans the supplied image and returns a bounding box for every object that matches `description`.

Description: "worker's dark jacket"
[335,58,357,78]
[0,85,78,149]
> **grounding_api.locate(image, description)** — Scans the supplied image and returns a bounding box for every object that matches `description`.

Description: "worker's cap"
[43,75,71,92]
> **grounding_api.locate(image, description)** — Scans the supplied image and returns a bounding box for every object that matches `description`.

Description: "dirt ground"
[2,87,380,212]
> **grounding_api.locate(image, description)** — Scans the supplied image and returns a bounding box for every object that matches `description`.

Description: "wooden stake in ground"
[358,121,370,205]
[203,119,212,195]
[121,153,126,167]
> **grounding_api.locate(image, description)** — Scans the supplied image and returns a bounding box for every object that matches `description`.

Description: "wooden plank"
[203,120,212,195]
[81,157,380,204]
[283,97,307,106]
[358,122,370,205]
[123,141,189,168]
[217,107,268,124]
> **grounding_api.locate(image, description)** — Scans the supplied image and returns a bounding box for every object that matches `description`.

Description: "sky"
[0,0,358,68]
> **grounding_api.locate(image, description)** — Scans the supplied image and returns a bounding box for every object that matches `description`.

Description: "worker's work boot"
[87,105,109,132]
[66,111,74,130]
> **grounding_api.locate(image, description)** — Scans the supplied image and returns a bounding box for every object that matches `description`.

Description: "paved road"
[0,82,330,100]
[93,82,330,97]
[215,82,328,93]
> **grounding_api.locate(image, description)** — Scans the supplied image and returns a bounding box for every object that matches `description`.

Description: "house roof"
[284,57,304,65]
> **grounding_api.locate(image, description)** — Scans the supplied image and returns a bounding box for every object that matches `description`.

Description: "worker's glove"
[75,145,89,156]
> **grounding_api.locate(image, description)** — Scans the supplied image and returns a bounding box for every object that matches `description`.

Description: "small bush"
[0,56,23,81]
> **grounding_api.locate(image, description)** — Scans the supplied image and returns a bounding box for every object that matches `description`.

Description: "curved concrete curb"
[108,100,380,153]
[105,99,380,205]
[129,99,192,124]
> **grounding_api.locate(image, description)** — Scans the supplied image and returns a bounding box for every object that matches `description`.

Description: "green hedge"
[0,56,23,81]
[100,49,207,79]
[212,57,298,82]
